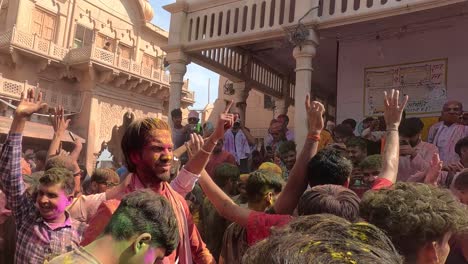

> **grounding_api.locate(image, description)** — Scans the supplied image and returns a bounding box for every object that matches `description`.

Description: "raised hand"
[383,89,408,130]
[50,106,71,136]
[211,100,235,141]
[69,135,83,162]
[305,94,325,135]
[185,133,204,160]
[15,89,47,118]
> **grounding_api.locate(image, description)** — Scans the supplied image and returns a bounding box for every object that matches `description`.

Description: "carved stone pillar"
[232,81,250,126]
[293,28,319,151]
[167,51,188,116]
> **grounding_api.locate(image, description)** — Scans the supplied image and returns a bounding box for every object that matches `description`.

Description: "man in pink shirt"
[205,139,236,178]
[397,117,438,182]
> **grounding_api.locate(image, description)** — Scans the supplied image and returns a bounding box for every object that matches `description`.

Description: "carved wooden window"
[73,24,93,48]
[142,53,158,68]
[95,34,114,52]
[32,8,57,42]
[118,44,132,60]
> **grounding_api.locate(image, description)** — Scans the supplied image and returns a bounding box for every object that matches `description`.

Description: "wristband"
[386,128,398,132]
[307,133,321,141]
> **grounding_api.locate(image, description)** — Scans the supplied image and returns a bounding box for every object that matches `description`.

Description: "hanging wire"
[287,5,320,47]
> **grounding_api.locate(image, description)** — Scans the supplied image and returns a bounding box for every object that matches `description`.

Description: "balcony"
[167,0,465,51]
[0,73,82,113]
[66,44,171,85]
[0,27,196,105]
[0,27,68,61]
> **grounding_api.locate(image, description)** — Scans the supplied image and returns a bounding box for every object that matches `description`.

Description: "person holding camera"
[397,117,438,182]
[224,114,251,173]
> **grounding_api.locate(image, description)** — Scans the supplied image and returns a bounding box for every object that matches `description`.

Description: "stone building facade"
[0,0,194,171]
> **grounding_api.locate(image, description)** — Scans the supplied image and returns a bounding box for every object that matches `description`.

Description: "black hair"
[246,170,284,203]
[170,108,182,118]
[333,124,354,137]
[398,117,424,137]
[342,118,357,130]
[345,137,367,151]
[455,136,468,157]
[103,189,179,256]
[307,148,353,187]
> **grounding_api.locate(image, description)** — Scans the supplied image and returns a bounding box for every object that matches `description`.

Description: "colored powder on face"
[148,129,173,146]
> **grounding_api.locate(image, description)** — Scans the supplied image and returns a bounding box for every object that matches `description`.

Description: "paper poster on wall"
[364,59,447,116]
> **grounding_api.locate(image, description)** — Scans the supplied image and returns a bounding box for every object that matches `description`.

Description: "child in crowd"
[0,90,81,263]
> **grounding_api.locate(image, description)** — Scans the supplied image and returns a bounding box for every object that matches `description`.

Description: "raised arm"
[274,95,324,214]
[183,101,234,175]
[47,106,70,160]
[378,90,408,183]
[198,167,251,227]
[1,89,47,219]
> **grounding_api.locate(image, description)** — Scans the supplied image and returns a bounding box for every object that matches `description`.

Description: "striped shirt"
[0,133,81,263]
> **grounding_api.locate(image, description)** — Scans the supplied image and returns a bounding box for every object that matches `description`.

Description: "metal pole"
[207,78,211,104]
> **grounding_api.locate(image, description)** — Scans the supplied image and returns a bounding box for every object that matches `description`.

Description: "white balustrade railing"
[178,0,463,48]
[289,83,295,102]
[92,46,115,65]
[141,66,152,79]
[0,27,69,60]
[186,0,297,44]
[201,47,244,74]
[0,73,81,112]
[118,57,131,71]
[67,44,170,85]
[250,61,283,95]
[317,0,464,27]
[0,29,12,47]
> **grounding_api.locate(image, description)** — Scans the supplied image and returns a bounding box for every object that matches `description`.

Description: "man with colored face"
[428,101,468,163]
[0,89,82,263]
[48,190,179,264]
[81,102,236,264]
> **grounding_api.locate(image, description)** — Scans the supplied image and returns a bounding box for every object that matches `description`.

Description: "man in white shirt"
[428,101,468,163]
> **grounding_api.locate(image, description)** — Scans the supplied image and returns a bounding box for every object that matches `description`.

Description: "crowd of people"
[0,88,467,264]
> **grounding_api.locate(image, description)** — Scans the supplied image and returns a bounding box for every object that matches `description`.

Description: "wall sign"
[364,58,447,116]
